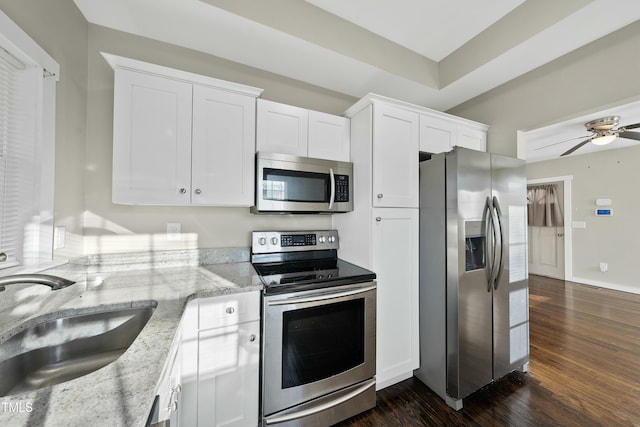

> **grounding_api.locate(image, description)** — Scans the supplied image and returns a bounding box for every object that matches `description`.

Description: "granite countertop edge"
[0,248,263,427]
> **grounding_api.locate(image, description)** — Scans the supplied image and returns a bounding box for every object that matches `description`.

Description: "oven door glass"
[262,168,330,203]
[282,299,364,388]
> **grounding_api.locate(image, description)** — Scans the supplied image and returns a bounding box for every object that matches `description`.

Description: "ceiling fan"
[560,116,640,156]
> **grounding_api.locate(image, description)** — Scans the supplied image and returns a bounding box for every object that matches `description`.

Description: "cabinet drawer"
[198,291,260,330]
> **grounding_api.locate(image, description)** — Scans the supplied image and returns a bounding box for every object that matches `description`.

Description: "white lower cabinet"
[334,207,419,390]
[198,321,260,427]
[371,208,419,389]
[156,328,183,426]
[180,291,260,427]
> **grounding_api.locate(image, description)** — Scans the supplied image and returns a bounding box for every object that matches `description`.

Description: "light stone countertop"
[0,248,262,427]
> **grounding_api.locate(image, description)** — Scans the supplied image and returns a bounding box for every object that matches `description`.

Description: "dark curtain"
[527,185,563,227]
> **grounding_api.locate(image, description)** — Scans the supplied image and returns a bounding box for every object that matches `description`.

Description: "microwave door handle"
[328,168,336,209]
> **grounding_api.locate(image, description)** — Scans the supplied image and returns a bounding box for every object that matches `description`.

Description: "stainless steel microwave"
[252,152,353,214]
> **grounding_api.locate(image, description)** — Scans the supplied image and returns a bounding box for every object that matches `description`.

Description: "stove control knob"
[271,237,278,245]
[258,237,266,245]
[318,236,326,243]
[328,236,336,243]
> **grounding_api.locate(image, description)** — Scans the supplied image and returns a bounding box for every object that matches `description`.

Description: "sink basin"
[0,305,155,396]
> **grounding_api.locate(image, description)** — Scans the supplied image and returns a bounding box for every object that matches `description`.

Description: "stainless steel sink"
[0,305,155,396]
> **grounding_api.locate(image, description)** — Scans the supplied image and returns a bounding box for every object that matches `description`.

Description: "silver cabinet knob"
[194,189,202,195]
[0,252,6,262]
[168,401,178,412]
[377,193,383,199]
[249,334,256,342]
[179,188,186,194]
[557,233,564,237]
[375,217,382,222]
[226,307,235,314]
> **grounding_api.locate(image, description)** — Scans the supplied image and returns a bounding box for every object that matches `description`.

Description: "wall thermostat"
[595,208,613,216]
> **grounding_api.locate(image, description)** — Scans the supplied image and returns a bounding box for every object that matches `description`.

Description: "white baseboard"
[569,276,640,295]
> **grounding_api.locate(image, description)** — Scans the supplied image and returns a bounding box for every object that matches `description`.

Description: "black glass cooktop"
[253,258,376,295]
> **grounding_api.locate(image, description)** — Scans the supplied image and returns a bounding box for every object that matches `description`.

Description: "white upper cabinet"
[456,124,487,151]
[106,54,263,206]
[257,99,350,162]
[112,69,194,205]
[307,110,350,161]
[191,85,256,206]
[419,115,457,154]
[372,103,419,208]
[256,99,308,157]
[419,112,488,154]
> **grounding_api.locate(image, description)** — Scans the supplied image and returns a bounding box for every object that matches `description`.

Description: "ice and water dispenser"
[464,221,486,271]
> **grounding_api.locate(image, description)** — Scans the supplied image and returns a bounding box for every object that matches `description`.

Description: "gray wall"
[449,21,640,292]
[0,0,89,258]
[83,24,356,254]
[527,146,640,293]
[448,21,640,158]
[1,1,358,256]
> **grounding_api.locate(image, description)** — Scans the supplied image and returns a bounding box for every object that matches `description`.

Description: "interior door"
[528,181,565,279]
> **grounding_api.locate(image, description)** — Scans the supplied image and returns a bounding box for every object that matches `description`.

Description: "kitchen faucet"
[0,274,76,291]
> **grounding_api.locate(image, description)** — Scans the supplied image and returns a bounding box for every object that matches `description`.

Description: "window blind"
[0,46,27,268]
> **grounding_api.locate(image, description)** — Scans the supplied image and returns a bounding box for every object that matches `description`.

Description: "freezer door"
[491,153,530,379]
[446,148,493,400]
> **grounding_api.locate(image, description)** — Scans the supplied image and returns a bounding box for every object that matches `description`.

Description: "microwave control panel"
[252,230,339,254]
[335,175,350,202]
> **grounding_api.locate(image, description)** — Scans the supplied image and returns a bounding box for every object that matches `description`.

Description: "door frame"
[526,175,573,281]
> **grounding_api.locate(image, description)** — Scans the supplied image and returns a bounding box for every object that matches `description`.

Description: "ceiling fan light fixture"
[591,133,617,145]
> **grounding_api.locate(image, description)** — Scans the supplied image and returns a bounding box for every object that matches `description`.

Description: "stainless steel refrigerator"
[414,147,529,410]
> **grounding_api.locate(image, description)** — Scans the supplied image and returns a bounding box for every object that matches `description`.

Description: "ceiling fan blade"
[533,135,592,151]
[560,138,592,156]
[620,122,640,130]
[618,131,640,141]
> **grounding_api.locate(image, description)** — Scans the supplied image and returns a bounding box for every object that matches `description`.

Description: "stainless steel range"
[252,230,377,427]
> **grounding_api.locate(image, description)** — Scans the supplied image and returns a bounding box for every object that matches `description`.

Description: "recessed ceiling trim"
[201,0,439,88]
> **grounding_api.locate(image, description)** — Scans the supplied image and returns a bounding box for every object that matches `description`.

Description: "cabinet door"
[419,115,456,154]
[372,104,419,208]
[256,99,308,156]
[180,301,199,427]
[372,208,419,389]
[112,69,193,204]
[192,86,256,206]
[456,125,487,151]
[197,320,260,427]
[157,329,183,426]
[307,111,350,161]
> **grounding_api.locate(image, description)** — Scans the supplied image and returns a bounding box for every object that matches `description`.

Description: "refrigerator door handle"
[483,196,494,292]
[492,196,505,290]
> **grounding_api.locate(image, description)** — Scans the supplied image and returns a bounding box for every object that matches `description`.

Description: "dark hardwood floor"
[336,275,640,426]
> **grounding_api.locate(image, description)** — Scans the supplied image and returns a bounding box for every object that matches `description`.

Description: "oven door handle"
[266,284,376,306]
[264,378,376,425]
